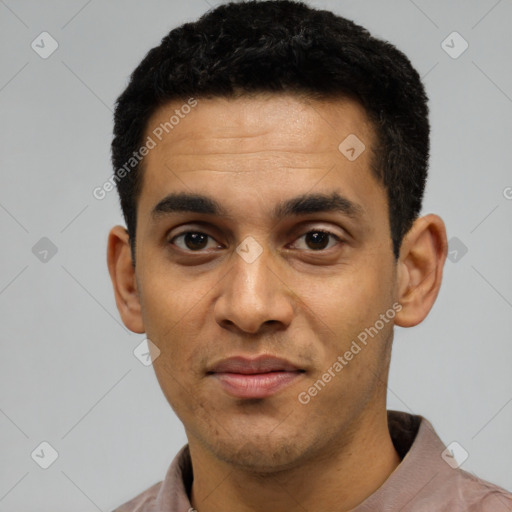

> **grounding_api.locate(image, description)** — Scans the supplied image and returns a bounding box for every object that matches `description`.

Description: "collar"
[154,410,447,511]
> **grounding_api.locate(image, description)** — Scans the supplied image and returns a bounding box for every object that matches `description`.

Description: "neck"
[188,408,401,512]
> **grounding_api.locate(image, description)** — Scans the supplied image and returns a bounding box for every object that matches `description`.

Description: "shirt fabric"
[112,410,512,511]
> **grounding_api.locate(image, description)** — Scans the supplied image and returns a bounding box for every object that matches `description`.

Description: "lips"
[209,356,301,374]
[207,355,305,399]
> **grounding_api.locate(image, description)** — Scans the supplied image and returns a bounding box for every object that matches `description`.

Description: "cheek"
[306,262,393,334]
[139,266,207,330]
[299,263,396,390]
[137,271,211,376]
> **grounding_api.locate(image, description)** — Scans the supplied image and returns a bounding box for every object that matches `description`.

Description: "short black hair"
[111,0,429,262]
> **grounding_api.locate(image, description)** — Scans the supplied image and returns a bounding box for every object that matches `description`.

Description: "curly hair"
[111,0,430,261]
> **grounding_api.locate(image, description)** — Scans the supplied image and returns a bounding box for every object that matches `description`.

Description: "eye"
[169,231,221,252]
[290,230,342,251]
[169,228,343,253]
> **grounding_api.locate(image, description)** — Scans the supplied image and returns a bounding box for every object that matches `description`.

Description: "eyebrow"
[151,191,364,221]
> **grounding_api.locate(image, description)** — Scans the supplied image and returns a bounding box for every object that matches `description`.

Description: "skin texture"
[107,94,447,512]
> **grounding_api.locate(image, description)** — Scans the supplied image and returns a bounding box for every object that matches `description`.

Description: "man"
[107,1,512,510]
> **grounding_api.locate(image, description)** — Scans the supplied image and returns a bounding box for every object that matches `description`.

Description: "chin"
[205,431,311,474]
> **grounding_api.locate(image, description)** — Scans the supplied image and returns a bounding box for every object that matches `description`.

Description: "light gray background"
[1,0,511,510]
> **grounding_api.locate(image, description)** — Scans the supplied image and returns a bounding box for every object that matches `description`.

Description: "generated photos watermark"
[298,302,402,405]
[93,97,198,200]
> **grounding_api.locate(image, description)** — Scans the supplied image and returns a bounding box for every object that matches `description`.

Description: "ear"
[107,225,145,333]
[394,214,448,328]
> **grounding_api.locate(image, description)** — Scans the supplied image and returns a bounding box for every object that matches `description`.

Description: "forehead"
[137,93,383,223]
[143,93,374,160]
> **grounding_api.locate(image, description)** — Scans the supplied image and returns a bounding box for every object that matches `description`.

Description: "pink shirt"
[112,411,512,511]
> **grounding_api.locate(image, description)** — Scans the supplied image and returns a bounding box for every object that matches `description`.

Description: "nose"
[213,240,295,335]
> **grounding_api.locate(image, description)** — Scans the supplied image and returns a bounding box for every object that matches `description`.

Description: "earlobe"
[107,225,145,334]
[394,214,448,328]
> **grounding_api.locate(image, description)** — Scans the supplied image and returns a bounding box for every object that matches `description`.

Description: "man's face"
[133,94,399,471]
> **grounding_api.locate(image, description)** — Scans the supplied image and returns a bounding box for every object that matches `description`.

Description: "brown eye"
[292,230,342,251]
[170,232,218,251]
[305,231,330,250]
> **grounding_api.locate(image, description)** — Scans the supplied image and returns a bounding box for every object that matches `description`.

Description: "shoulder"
[111,444,192,512]
[384,412,512,511]
[438,468,512,511]
[110,481,162,512]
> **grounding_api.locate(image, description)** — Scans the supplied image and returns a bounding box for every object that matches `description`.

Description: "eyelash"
[168,229,343,253]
